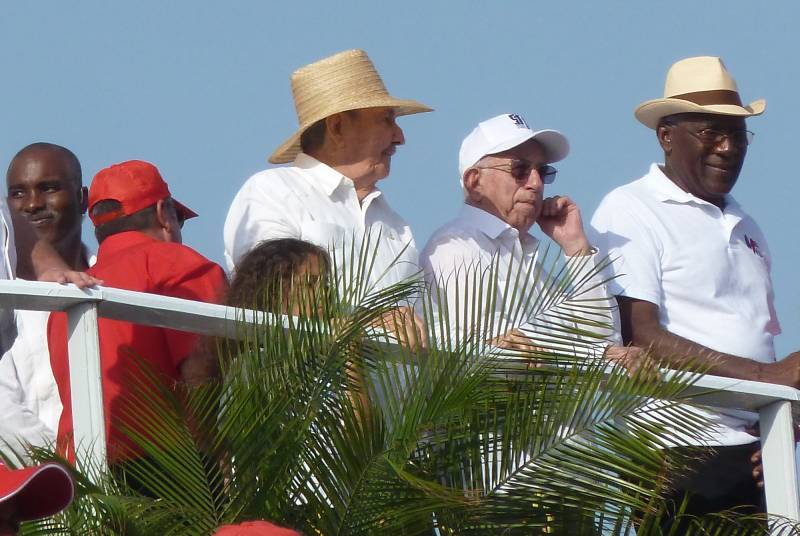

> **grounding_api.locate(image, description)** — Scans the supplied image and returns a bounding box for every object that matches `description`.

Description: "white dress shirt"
[0,310,58,455]
[224,153,420,294]
[0,246,93,457]
[590,163,778,446]
[421,204,616,347]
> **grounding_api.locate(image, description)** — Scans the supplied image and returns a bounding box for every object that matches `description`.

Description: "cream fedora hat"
[635,56,765,129]
[269,49,433,164]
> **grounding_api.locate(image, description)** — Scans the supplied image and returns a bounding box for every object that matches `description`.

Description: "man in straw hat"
[224,49,432,346]
[591,56,796,523]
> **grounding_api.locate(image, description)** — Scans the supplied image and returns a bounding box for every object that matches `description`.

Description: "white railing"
[0,279,798,525]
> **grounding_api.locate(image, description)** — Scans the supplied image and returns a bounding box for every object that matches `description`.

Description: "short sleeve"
[589,191,663,306]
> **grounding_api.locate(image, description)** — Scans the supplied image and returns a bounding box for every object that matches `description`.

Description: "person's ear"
[154,199,172,229]
[657,124,673,154]
[325,113,346,148]
[154,198,182,242]
[78,186,88,214]
[463,167,483,203]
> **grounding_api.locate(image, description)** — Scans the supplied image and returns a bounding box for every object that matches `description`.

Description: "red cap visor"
[0,463,75,521]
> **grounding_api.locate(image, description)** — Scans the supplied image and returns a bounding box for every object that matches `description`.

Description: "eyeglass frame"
[664,121,755,149]
[476,159,558,184]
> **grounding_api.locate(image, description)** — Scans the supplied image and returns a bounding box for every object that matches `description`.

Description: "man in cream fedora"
[591,56,799,523]
[224,49,432,345]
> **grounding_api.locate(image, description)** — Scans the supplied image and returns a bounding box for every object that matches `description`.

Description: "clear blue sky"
[2,1,798,356]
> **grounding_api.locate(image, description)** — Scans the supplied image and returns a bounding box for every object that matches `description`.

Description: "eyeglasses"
[478,160,558,184]
[674,124,754,148]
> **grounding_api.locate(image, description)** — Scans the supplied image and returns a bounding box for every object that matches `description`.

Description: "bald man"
[6,143,89,272]
[0,143,92,457]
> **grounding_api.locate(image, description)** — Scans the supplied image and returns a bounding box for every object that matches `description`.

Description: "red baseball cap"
[88,160,198,226]
[214,520,300,535]
[0,462,75,522]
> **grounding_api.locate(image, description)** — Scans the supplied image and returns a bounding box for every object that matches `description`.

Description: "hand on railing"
[604,345,660,381]
[39,268,103,289]
[747,421,800,489]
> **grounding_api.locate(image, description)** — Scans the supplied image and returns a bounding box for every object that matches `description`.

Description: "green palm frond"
[16,234,798,535]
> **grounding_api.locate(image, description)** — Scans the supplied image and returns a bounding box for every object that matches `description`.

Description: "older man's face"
[338,107,405,186]
[468,139,547,233]
[659,113,749,207]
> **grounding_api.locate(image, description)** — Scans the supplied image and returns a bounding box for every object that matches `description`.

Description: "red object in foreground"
[214,520,300,536]
[0,462,74,521]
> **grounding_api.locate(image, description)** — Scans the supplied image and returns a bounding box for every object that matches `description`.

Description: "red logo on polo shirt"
[745,235,764,258]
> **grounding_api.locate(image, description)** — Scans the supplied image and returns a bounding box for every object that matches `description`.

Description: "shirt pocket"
[300,221,351,269]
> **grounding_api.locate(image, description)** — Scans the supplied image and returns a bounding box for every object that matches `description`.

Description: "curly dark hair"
[228,238,331,311]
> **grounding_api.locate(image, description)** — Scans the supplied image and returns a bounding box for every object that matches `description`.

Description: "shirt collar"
[458,204,538,247]
[295,152,366,198]
[645,163,737,209]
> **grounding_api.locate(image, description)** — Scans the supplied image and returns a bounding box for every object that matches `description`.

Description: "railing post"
[759,400,800,526]
[66,302,107,477]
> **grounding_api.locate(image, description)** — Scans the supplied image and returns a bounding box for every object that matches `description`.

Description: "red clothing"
[48,231,228,464]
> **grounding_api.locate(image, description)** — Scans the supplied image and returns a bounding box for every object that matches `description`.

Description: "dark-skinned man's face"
[658,113,749,208]
[6,149,86,248]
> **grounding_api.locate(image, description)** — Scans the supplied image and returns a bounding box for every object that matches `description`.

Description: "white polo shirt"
[224,153,420,292]
[421,204,617,346]
[590,163,779,446]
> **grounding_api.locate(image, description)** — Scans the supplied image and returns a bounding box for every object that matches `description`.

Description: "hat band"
[669,89,744,107]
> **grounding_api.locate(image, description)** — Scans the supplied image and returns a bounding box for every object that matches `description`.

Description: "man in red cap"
[0,461,74,535]
[47,160,228,468]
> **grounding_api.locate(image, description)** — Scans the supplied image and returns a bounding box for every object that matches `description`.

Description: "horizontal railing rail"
[0,280,797,524]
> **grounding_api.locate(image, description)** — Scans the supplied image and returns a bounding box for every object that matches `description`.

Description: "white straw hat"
[269,49,433,164]
[635,56,765,129]
[458,113,569,181]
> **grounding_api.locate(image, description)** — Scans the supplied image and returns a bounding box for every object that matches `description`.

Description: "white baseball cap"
[458,113,570,182]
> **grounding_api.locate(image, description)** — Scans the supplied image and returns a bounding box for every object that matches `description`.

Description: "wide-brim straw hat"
[269,49,433,164]
[635,56,765,129]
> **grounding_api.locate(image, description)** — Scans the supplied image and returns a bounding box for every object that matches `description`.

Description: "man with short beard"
[0,143,92,455]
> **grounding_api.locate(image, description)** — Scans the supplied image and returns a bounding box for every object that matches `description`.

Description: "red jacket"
[48,231,228,464]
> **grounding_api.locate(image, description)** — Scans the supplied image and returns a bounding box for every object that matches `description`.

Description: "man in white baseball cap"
[421,113,627,356]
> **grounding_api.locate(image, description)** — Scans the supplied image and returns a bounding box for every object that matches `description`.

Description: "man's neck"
[309,150,377,205]
[56,235,90,271]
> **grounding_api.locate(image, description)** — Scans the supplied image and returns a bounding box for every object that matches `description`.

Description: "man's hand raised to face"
[536,195,592,257]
